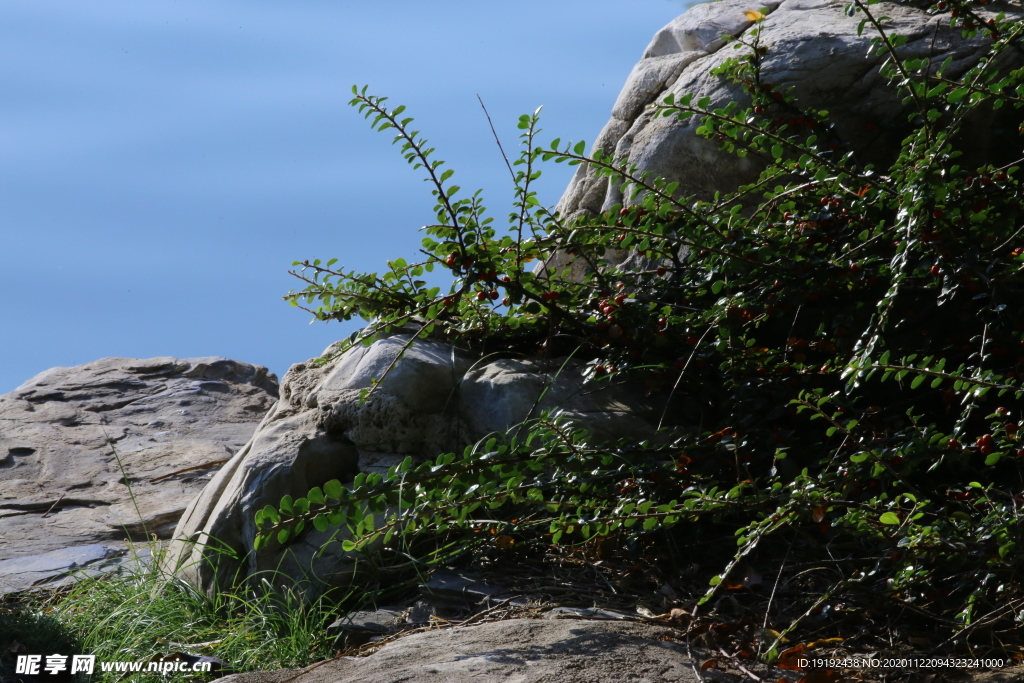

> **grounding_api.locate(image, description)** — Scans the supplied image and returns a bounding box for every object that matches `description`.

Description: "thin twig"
[40,493,66,519]
[150,459,230,483]
[719,646,764,683]
[476,93,515,182]
[927,600,1023,655]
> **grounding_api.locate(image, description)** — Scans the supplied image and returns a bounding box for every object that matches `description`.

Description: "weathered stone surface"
[215,618,792,683]
[0,544,153,594]
[168,336,663,596]
[557,0,1022,223]
[0,356,278,572]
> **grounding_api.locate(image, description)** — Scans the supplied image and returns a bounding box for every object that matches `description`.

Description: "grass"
[1,543,345,683]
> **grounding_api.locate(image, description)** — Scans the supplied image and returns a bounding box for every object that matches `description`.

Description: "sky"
[1,1,699,394]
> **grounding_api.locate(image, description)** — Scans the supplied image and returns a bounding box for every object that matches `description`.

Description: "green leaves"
[276,16,1024,643]
[879,512,901,525]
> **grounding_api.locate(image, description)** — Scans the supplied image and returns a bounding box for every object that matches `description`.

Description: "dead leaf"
[755,628,789,644]
[812,506,827,523]
[807,637,843,649]
[669,607,691,622]
[798,670,840,683]
[778,643,807,671]
[495,535,516,549]
[725,564,764,589]
[741,9,766,20]
[701,658,721,671]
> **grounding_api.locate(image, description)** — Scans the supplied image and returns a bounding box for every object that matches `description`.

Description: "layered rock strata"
[0,356,277,590]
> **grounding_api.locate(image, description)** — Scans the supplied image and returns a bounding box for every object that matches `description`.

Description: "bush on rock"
[267,0,1024,659]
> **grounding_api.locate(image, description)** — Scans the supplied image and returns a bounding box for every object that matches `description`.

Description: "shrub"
[267,0,1024,659]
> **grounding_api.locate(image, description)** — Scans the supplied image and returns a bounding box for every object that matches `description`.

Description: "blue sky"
[1,1,696,393]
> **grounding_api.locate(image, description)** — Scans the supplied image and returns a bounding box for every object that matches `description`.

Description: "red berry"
[476,291,487,302]
[656,266,667,276]
[977,434,995,455]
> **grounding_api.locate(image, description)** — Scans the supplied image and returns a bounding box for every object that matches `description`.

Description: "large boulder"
[167,336,663,595]
[0,356,278,591]
[214,618,722,683]
[556,0,1022,222]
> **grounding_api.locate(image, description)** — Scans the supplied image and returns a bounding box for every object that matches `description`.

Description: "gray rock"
[556,0,1023,223]
[167,336,661,596]
[215,618,792,683]
[421,569,510,605]
[0,543,153,594]
[0,356,278,578]
[543,606,638,620]
[328,607,407,649]
[328,608,405,634]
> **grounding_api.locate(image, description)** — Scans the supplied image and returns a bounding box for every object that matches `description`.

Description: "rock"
[543,606,638,620]
[420,569,511,607]
[328,607,407,649]
[215,618,791,683]
[328,608,406,634]
[0,356,278,587]
[0,544,152,595]
[556,0,1023,223]
[167,336,663,596]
